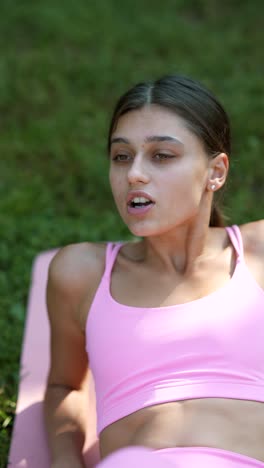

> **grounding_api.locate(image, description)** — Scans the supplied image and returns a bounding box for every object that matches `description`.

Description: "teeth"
[131,197,150,203]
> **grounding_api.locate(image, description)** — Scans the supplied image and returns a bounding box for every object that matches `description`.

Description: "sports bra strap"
[103,242,124,278]
[104,227,244,278]
[226,225,244,261]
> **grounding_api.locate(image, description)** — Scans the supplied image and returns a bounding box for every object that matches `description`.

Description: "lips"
[126,191,155,205]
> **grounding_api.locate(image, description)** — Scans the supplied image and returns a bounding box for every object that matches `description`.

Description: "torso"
[77,221,264,461]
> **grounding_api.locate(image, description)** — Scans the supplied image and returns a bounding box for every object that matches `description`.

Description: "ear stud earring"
[211,184,216,190]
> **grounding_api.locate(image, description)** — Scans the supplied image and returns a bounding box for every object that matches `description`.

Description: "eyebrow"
[110,135,184,146]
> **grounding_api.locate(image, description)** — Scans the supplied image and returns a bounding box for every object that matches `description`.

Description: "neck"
[139,204,223,275]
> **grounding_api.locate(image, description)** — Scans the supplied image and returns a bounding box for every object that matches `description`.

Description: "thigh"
[155,447,264,468]
[96,446,177,467]
[96,446,264,468]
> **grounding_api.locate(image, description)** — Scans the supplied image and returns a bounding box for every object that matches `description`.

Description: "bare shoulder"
[47,241,107,315]
[46,242,108,387]
[239,220,264,256]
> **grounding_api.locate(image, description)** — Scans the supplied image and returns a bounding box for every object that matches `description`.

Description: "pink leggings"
[96,446,264,467]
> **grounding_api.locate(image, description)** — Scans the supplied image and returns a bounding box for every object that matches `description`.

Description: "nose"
[127,156,150,185]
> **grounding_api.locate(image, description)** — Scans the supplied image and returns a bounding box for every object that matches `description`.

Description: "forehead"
[112,104,192,141]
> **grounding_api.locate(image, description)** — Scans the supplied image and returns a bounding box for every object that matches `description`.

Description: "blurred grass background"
[1,0,263,463]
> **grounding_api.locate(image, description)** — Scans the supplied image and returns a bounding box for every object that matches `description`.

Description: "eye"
[112,153,132,162]
[154,153,175,161]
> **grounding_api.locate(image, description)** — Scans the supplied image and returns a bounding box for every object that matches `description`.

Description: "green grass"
[1,0,264,464]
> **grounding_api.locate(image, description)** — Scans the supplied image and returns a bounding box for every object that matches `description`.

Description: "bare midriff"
[99,398,264,461]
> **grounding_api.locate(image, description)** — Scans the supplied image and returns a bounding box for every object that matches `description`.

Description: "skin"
[109,104,229,271]
[44,104,264,467]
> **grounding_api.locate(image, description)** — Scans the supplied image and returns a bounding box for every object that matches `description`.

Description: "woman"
[44,74,264,467]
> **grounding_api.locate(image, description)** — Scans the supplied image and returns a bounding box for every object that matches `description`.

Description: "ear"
[207,153,229,192]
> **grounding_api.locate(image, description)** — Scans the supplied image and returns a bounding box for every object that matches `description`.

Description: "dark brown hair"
[108,74,231,227]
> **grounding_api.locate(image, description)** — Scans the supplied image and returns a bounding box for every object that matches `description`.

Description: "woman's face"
[109,104,212,237]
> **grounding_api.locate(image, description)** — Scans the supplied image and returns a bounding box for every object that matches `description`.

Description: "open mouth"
[129,200,154,208]
[128,196,155,208]
[127,196,155,214]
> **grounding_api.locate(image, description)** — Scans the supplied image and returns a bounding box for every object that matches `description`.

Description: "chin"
[125,223,150,237]
[126,221,165,238]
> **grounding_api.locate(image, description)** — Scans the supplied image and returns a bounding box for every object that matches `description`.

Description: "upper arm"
[46,246,91,390]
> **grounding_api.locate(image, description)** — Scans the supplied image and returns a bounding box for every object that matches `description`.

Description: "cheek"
[156,170,189,197]
[157,164,207,205]
[171,160,207,186]
[109,171,125,202]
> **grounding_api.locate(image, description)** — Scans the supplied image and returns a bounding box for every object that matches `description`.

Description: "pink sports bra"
[86,225,264,436]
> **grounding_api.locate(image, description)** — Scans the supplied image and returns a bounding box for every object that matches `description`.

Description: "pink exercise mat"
[8,250,100,467]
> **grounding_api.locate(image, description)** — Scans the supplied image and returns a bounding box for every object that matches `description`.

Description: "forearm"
[44,384,87,467]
